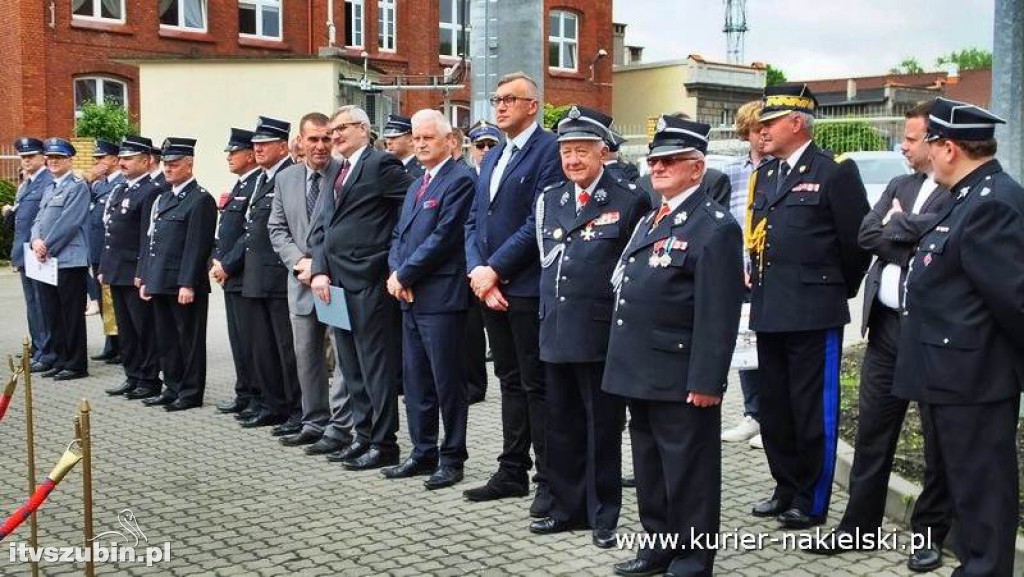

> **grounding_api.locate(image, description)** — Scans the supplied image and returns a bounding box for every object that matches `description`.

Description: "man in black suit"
[138,138,217,411]
[462,72,563,516]
[746,84,871,529]
[238,117,300,431]
[383,115,425,179]
[811,102,953,567]
[311,105,414,470]
[603,115,743,577]
[894,98,1023,577]
[211,128,261,416]
[99,136,164,399]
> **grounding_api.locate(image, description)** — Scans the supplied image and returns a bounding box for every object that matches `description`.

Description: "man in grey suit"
[269,112,354,456]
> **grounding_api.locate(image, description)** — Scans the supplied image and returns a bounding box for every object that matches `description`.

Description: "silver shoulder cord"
[536,191,567,296]
[611,218,645,311]
[147,194,160,248]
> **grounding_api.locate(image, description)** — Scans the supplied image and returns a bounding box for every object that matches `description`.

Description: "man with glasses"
[463,72,562,518]
[603,115,743,577]
[468,120,502,174]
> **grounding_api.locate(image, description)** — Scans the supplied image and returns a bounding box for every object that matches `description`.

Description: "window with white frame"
[450,105,470,131]
[548,10,578,71]
[73,77,128,119]
[72,0,125,21]
[378,0,396,51]
[345,0,364,48]
[239,0,281,39]
[159,0,207,31]
[438,0,468,58]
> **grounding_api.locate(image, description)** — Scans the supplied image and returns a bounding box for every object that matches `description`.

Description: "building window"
[548,10,578,71]
[74,77,128,120]
[450,104,470,130]
[378,0,396,52]
[159,0,207,31]
[439,0,468,58]
[345,0,364,48]
[71,0,125,21]
[239,0,281,39]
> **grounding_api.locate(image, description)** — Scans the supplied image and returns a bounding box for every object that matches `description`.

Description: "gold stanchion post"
[78,400,95,577]
[22,337,39,577]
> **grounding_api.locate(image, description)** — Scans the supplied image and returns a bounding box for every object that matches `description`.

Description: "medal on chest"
[649,236,687,268]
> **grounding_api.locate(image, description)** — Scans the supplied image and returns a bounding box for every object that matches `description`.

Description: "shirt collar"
[172,177,195,196]
[575,168,604,197]
[263,157,289,180]
[150,169,162,179]
[27,166,47,183]
[127,173,148,187]
[783,140,812,169]
[239,166,260,183]
[425,157,450,180]
[661,182,701,212]
[52,171,73,187]
[106,170,122,183]
[505,122,539,153]
[403,154,417,166]
[345,146,368,166]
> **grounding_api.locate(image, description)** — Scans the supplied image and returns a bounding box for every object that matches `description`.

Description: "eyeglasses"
[474,142,496,151]
[646,156,700,168]
[488,95,536,107]
[330,122,364,134]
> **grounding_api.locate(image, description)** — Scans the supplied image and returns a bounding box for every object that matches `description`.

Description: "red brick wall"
[544,0,613,113]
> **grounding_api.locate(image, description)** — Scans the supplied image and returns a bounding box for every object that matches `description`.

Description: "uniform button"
[767,224,773,230]
[623,276,630,283]
[766,243,771,249]
[105,245,109,249]
[561,276,567,281]
[929,244,935,250]
[822,275,827,281]
[619,299,625,305]
[616,319,623,326]
[677,343,684,349]
[563,256,570,261]
[487,210,493,216]
[903,311,909,317]
[559,296,566,302]
[943,338,949,344]
[629,257,635,263]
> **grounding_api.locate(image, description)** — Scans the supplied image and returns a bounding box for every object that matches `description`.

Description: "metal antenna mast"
[724,0,748,64]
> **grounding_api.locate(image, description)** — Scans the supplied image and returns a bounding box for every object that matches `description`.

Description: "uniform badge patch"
[673,211,687,225]
[593,188,608,204]
[593,211,621,226]
[981,187,991,197]
[560,191,570,206]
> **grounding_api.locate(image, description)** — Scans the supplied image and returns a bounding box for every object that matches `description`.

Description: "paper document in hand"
[314,286,351,330]
[23,243,58,286]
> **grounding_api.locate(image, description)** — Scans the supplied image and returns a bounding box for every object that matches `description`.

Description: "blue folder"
[314,286,351,330]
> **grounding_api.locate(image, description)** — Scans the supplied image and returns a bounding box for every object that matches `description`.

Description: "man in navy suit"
[462,72,562,516]
[4,137,55,372]
[384,109,476,490]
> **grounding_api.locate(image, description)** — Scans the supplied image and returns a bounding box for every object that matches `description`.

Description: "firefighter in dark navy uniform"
[527,106,649,549]
[894,97,1024,577]
[383,114,426,179]
[746,84,871,530]
[602,115,744,577]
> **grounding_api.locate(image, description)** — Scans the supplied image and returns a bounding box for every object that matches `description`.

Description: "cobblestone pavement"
[0,271,953,576]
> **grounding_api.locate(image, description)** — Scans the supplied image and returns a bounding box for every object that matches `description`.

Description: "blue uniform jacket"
[30,173,90,268]
[10,169,54,268]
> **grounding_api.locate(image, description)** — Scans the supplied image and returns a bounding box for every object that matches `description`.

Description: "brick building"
[0,0,612,145]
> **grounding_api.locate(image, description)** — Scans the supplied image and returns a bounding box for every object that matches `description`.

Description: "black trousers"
[630,399,719,577]
[840,306,951,543]
[332,283,401,450]
[110,284,160,387]
[462,301,488,402]
[224,291,255,405]
[36,267,88,372]
[545,361,625,530]
[480,296,546,484]
[756,328,842,518]
[244,296,300,417]
[152,292,208,405]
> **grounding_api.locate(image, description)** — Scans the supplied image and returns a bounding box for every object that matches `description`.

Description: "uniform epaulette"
[543,180,566,193]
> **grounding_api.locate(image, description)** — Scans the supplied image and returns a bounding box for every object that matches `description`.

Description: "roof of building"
[798,68,991,108]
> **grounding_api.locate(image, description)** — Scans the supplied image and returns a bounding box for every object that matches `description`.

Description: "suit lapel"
[334,150,369,217]
[401,160,455,234]
[766,143,819,209]
[494,127,542,199]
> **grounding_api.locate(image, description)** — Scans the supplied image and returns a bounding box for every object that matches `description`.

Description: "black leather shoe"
[304,436,349,456]
[382,457,438,479]
[279,430,321,447]
[622,475,636,488]
[164,399,201,412]
[90,350,117,361]
[40,366,62,378]
[424,466,464,490]
[241,412,288,428]
[777,507,825,529]
[235,408,259,421]
[326,441,368,463]
[593,529,617,549]
[528,517,588,535]
[270,421,303,437]
[105,381,135,396]
[530,483,553,518]
[53,369,88,381]
[752,497,791,517]
[216,399,247,414]
[126,387,160,400]
[104,355,122,365]
[342,447,400,471]
[613,558,669,576]
[463,472,529,502]
[907,544,942,572]
[142,392,176,406]
[30,362,52,373]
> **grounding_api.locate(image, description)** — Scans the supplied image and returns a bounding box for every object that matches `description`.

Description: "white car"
[837,151,913,207]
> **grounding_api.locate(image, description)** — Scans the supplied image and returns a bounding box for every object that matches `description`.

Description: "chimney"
[627,46,644,65]
[945,63,960,85]
[846,78,857,100]
[612,22,627,66]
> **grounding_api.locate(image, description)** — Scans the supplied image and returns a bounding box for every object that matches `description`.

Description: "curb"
[832,437,1024,573]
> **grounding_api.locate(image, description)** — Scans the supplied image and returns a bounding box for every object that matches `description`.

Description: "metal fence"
[0,145,20,185]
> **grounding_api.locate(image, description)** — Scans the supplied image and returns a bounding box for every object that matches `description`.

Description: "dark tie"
[334,159,350,203]
[307,172,321,218]
[415,172,432,201]
[509,144,520,161]
[777,161,791,193]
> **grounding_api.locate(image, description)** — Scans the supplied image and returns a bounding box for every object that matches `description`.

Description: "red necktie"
[415,172,432,201]
[653,202,671,227]
[577,190,590,208]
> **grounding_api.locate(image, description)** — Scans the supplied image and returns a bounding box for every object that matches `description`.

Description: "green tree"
[0,179,15,262]
[74,102,137,142]
[814,121,886,155]
[889,57,925,75]
[765,64,787,86]
[542,103,570,130]
[936,48,992,71]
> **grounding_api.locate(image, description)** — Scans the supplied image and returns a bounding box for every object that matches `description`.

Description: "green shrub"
[542,103,570,131]
[814,121,887,155]
[74,102,137,142]
[0,180,16,262]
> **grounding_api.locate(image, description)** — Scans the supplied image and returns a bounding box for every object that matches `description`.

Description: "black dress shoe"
[53,369,88,381]
[342,447,400,471]
[528,517,588,535]
[126,386,161,400]
[240,412,288,428]
[382,457,438,479]
[593,529,617,549]
[164,399,201,412]
[40,367,62,378]
[30,362,52,373]
[216,399,247,414]
[530,483,553,518]
[304,437,349,456]
[777,507,825,529]
[907,544,942,572]
[751,497,791,517]
[142,392,176,406]
[279,430,321,447]
[463,471,529,502]
[235,408,259,421]
[105,381,135,396]
[270,421,303,437]
[90,350,117,361]
[104,355,122,365]
[613,557,669,577]
[424,466,464,490]
[622,475,636,488]
[326,441,368,462]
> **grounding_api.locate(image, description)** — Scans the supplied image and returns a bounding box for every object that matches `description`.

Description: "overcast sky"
[612,0,995,80]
